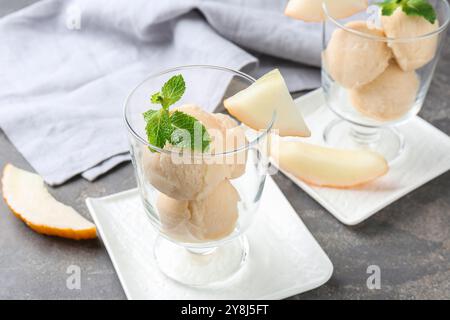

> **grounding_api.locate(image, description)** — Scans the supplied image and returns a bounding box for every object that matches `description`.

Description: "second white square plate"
[281,89,450,225]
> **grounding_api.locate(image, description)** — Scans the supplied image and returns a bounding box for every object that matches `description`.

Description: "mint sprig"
[151,74,186,110]
[143,75,210,152]
[377,0,437,24]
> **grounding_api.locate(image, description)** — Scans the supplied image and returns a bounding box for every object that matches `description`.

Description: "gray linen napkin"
[0,0,321,185]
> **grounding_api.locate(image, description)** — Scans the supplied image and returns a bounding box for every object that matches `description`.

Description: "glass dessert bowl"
[124,65,273,286]
[322,0,450,162]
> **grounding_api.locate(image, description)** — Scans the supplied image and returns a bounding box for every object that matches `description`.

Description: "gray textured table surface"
[1,1,449,300]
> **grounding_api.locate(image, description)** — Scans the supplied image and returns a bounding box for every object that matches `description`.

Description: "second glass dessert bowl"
[322,0,450,162]
[124,65,273,286]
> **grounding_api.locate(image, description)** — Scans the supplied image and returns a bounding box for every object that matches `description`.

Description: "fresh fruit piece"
[323,21,392,89]
[270,139,388,188]
[2,164,96,240]
[285,0,368,22]
[224,69,311,137]
[381,8,439,71]
[349,63,419,121]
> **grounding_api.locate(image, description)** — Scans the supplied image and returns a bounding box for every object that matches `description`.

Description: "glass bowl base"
[153,235,249,287]
[323,119,405,163]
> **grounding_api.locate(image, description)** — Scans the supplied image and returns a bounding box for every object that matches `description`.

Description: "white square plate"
[282,89,450,225]
[86,176,333,300]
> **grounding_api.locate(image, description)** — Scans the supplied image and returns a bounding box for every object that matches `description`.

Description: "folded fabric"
[81,153,131,181]
[0,0,321,185]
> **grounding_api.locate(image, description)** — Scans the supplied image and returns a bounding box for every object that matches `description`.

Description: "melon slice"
[224,69,311,137]
[271,139,388,188]
[2,164,97,240]
[285,0,368,22]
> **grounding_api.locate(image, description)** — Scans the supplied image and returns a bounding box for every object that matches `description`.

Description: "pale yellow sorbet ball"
[171,106,247,180]
[350,63,419,121]
[143,105,247,200]
[214,112,238,129]
[143,147,230,200]
[213,113,247,180]
[157,179,240,242]
[324,21,392,89]
[382,8,439,72]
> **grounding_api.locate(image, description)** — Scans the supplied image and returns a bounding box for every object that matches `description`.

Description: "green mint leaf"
[143,109,157,122]
[377,0,400,16]
[150,74,186,110]
[402,0,436,24]
[170,111,210,152]
[144,109,173,151]
[144,74,210,153]
[161,75,186,108]
[151,92,164,105]
[377,0,437,24]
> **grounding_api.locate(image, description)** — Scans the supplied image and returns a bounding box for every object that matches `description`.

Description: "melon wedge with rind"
[224,69,311,137]
[271,139,388,188]
[285,0,368,22]
[2,164,97,240]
